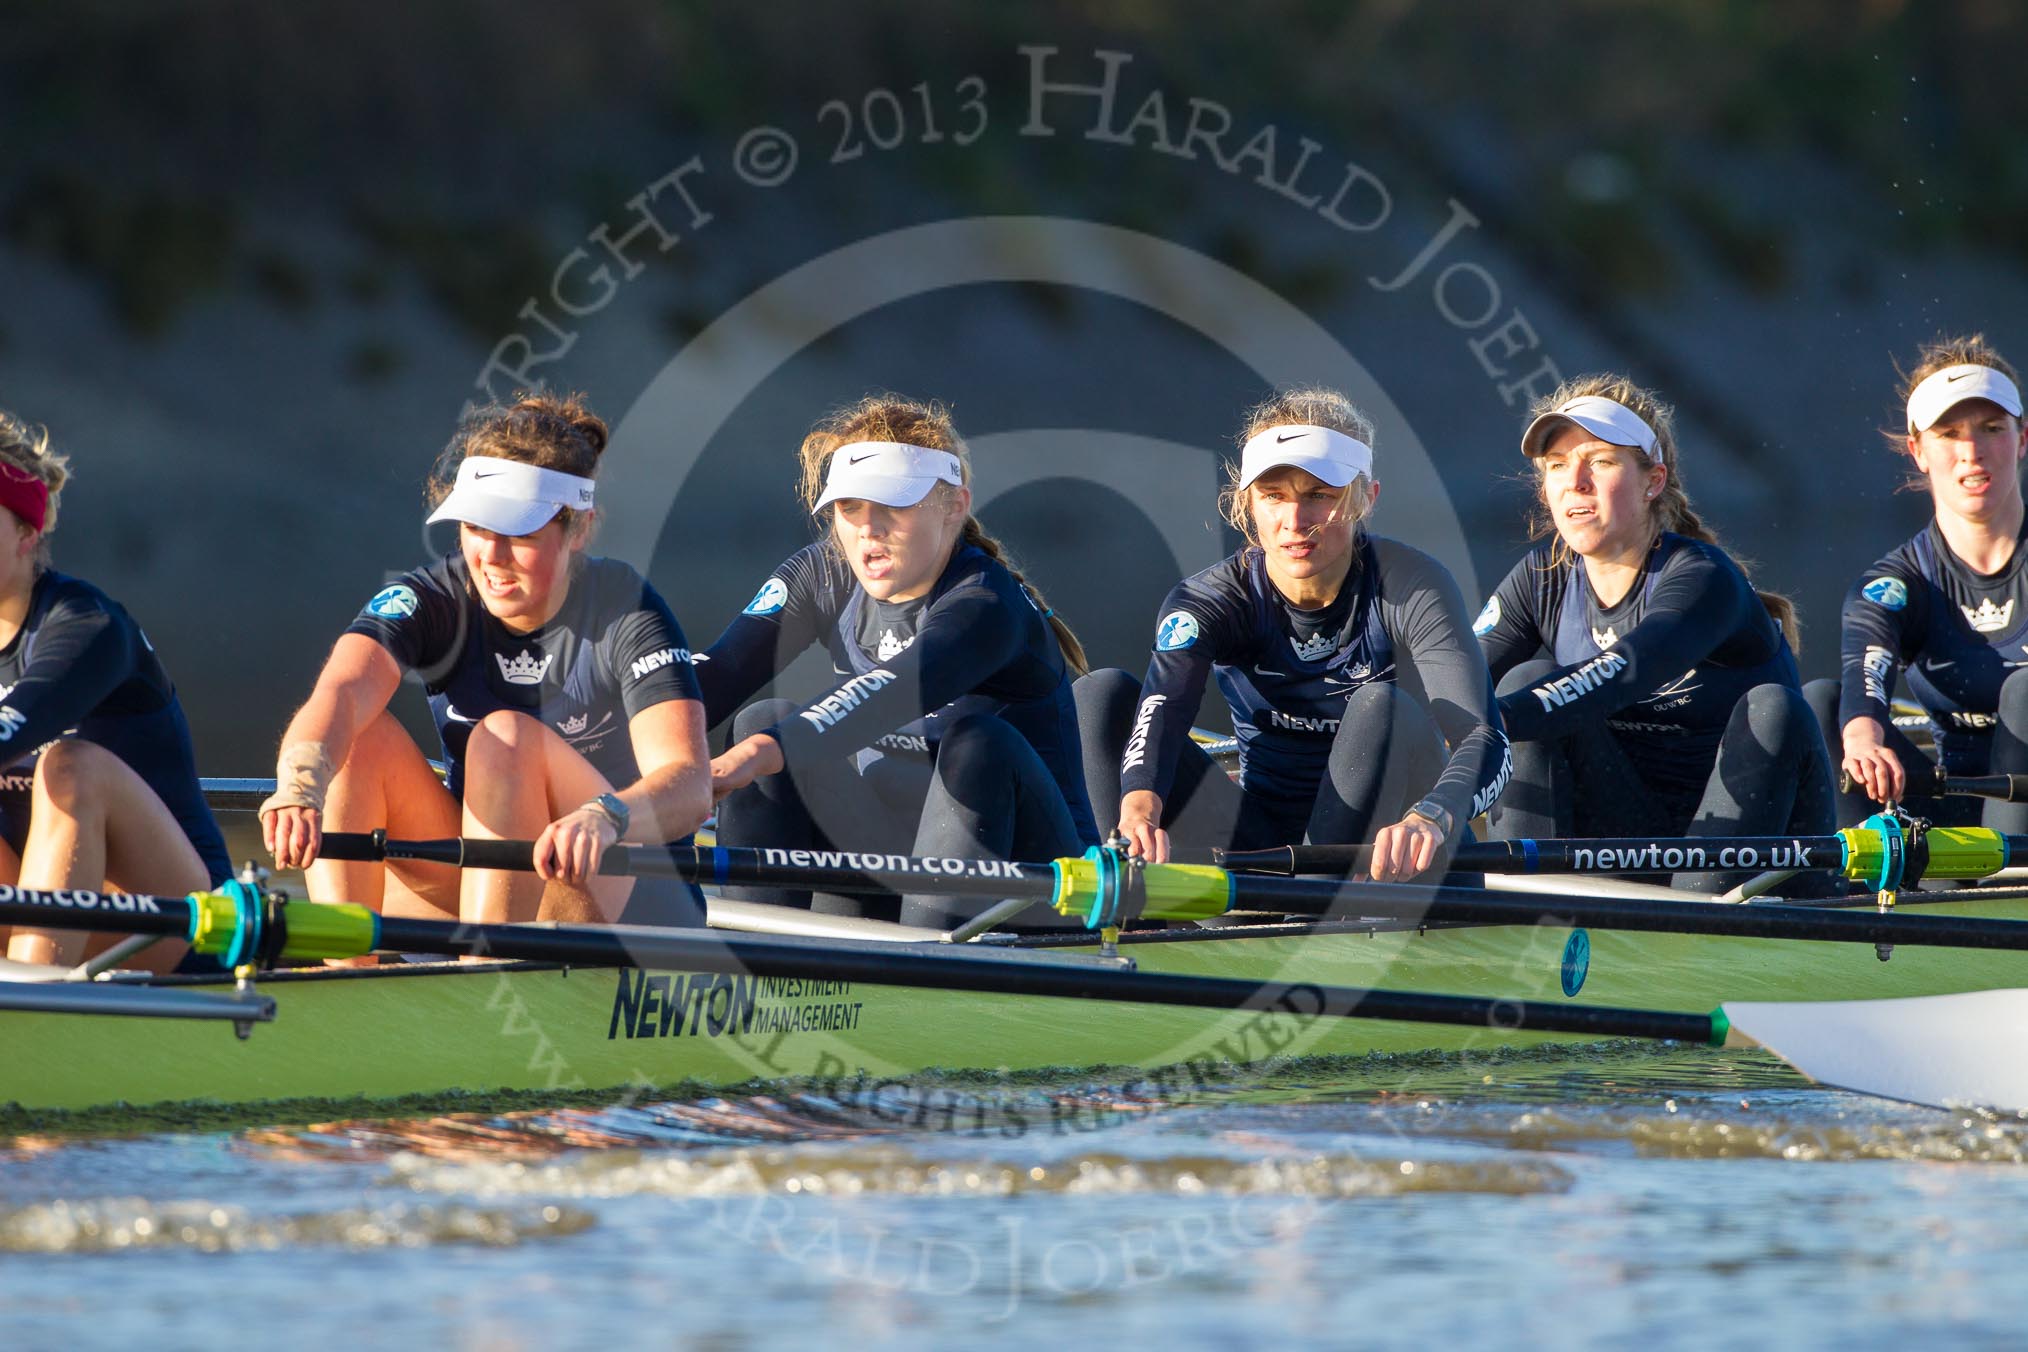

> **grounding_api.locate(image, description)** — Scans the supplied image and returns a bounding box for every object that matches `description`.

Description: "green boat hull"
[7,894,2027,1124]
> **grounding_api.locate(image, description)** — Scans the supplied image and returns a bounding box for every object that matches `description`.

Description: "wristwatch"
[1407,797,1454,838]
[583,791,630,838]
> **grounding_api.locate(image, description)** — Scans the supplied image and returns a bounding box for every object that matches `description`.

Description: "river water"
[6,1043,2027,1349]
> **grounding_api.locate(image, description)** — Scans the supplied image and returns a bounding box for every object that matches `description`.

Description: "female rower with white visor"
[700,396,1099,929]
[1806,336,2028,832]
[262,393,713,939]
[1475,376,1833,890]
[1077,387,1510,882]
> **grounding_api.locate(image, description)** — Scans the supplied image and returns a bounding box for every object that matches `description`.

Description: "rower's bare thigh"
[530,716,637,919]
[75,745,211,896]
[18,740,205,969]
[470,711,635,918]
[333,710,462,918]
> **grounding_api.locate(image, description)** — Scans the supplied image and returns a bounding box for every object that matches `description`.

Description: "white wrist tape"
[259,741,336,817]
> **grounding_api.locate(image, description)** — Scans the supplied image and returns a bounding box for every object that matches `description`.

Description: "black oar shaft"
[0,880,1717,1045]
[318,833,1060,902]
[1218,837,1847,877]
[328,915,1728,1045]
[1225,875,2028,951]
[320,833,2028,954]
[0,886,192,938]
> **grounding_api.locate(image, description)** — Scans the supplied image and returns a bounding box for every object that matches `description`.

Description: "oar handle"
[1217,841,1579,875]
[1838,765,2028,803]
[317,831,648,876]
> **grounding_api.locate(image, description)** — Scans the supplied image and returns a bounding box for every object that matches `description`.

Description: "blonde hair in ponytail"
[796,395,1089,675]
[1525,374,1801,651]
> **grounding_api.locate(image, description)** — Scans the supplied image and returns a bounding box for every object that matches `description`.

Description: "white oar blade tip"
[1723,989,2028,1114]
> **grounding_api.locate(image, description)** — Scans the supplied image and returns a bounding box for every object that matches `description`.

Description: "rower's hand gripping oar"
[1838,764,2028,804]
[1216,816,2020,888]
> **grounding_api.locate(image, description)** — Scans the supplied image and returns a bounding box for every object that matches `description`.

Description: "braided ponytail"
[798,394,1089,675]
[1526,374,1801,651]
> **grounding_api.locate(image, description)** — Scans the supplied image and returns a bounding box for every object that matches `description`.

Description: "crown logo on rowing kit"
[1290,631,1336,663]
[1962,597,2016,633]
[495,649,553,685]
[1323,660,1373,691]
[876,627,911,661]
[556,712,588,736]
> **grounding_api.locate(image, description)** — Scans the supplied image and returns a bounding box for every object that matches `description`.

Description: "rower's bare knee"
[345,710,419,768]
[31,739,115,814]
[467,708,546,760]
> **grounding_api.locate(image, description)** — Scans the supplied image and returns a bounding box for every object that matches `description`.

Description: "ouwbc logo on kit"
[365,584,419,619]
[1862,576,1908,610]
[1155,611,1199,651]
[744,578,789,616]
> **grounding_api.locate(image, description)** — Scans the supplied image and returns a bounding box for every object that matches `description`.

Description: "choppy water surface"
[7,1045,2028,1348]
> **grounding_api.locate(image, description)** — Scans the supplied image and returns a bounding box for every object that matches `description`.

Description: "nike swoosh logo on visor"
[1275,431,1304,443]
[1948,371,1974,382]
[848,453,879,465]
[472,471,503,479]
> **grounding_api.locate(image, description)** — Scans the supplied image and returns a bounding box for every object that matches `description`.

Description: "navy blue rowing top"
[346,553,702,798]
[1838,518,2028,772]
[0,570,229,883]
[1123,537,1511,828]
[696,540,1100,846]
[1476,532,1801,801]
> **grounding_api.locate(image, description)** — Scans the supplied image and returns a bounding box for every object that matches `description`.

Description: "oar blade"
[1723,989,2028,1112]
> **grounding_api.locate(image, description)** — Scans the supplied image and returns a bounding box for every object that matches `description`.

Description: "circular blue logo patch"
[1560,928,1591,997]
[1155,610,1199,651]
[743,577,788,616]
[1861,576,1908,611]
[365,584,419,619]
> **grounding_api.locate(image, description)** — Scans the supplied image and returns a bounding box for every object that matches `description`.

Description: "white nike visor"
[426,455,596,536]
[1907,364,2024,433]
[1239,424,1374,489]
[812,441,964,512]
[1520,395,1660,459]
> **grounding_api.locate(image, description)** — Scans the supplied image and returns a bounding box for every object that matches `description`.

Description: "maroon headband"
[0,463,49,533]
